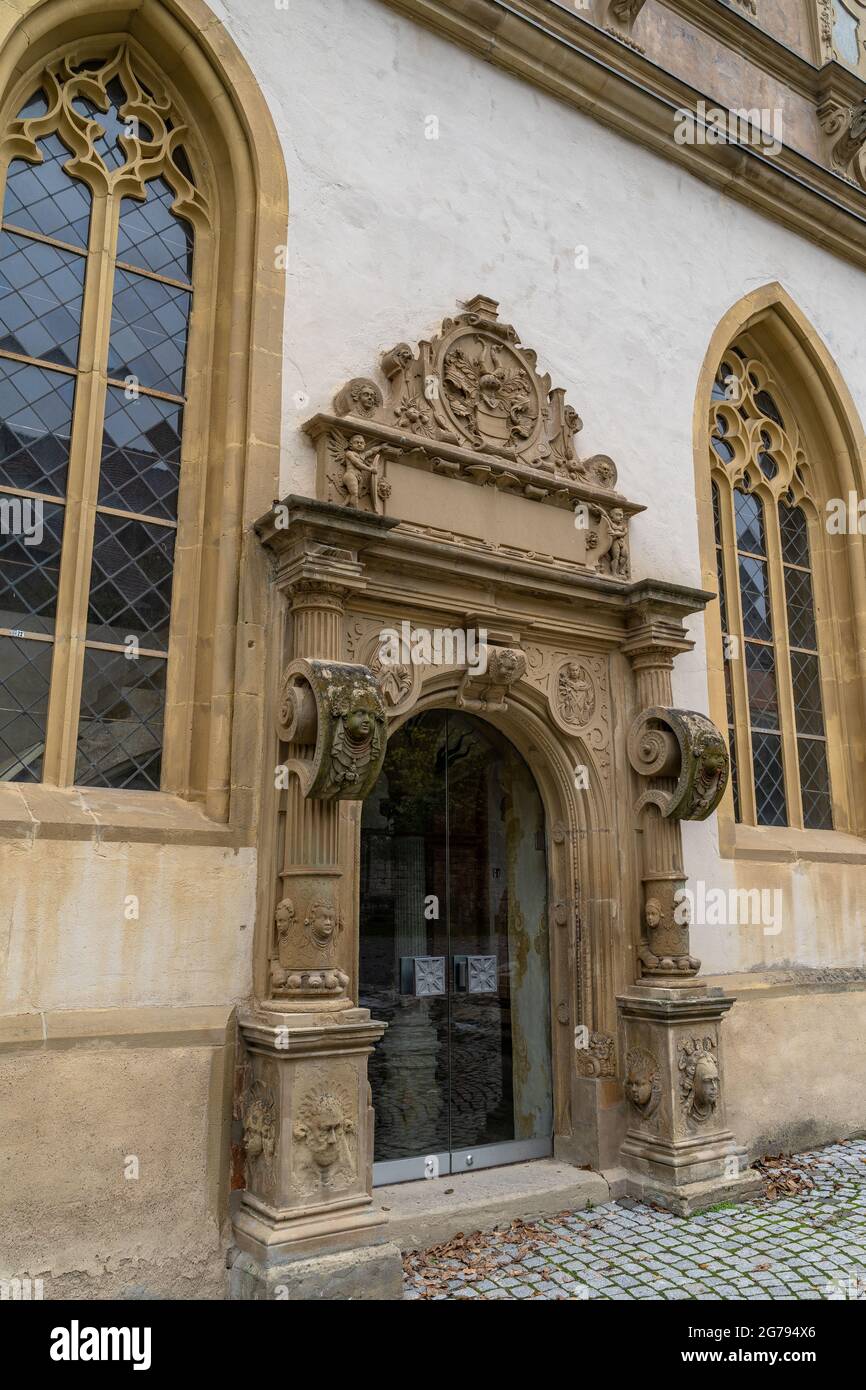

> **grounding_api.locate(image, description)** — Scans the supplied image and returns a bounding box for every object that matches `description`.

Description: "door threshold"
[373,1137,552,1187]
[374,1157,610,1253]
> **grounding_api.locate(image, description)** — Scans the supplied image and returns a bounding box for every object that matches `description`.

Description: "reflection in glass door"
[359,710,552,1184]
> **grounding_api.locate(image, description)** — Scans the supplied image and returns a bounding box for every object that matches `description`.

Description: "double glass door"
[360,710,552,1185]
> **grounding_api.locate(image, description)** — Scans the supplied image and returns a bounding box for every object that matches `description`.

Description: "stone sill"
[701,968,866,999]
[0,1004,238,1053]
[0,781,248,847]
[719,820,866,865]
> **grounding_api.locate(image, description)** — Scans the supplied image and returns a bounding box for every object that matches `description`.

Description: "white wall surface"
[211,0,866,976]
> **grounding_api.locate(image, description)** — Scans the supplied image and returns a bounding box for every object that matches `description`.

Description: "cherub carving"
[326,431,383,511]
[625,1047,662,1119]
[600,505,629,577]
[303,898,343,957]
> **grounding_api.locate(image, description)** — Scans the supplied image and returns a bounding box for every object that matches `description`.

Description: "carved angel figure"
[327,431,383,511]
[557,661,594,726]
[605,506,629,576]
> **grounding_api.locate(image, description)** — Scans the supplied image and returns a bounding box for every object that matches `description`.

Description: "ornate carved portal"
[232,300,754,1296]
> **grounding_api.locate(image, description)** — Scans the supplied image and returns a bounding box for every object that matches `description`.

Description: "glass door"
[359,710,553,1185]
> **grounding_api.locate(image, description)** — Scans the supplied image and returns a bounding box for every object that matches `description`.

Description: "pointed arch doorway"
[359,708,553,1185]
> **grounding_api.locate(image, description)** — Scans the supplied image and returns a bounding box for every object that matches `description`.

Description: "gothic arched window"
[709,346,833,831]
[0,47,207,789]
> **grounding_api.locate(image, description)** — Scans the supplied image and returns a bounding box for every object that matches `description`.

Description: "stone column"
[621,602,697,983]
[615,590,760,1214]
[230,499,404,1300]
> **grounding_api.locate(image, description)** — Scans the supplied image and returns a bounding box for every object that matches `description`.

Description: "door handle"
[400,956,446,996]
[453,955,497,994]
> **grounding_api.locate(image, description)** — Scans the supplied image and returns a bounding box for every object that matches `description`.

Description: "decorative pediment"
[303,296,642,581]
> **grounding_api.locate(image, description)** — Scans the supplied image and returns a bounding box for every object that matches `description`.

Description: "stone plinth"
[231,1009,404,1297]
[617,986,761,1215]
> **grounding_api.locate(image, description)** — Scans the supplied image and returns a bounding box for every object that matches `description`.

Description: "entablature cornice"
[255,493,715,649]
[379,0,866,268]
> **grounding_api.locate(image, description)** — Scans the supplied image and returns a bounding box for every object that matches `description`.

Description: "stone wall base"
[620,1165,762,1217]
[228,1241,404,1300]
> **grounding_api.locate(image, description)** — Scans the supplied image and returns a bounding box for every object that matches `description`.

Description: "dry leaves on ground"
[753,1151,816,1200]
[402,1216,556,1298]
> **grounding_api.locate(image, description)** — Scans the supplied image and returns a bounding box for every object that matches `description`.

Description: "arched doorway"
[359,709,553,1184]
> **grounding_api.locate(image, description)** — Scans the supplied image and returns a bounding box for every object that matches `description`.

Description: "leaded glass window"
[0,46,206,789]
[708,347,833,831]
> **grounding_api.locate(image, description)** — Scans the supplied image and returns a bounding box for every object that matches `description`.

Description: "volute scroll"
[276,658,388,800]
[628,706,729,821]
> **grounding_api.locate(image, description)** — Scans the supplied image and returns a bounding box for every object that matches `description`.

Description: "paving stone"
[401,1139,866,1301]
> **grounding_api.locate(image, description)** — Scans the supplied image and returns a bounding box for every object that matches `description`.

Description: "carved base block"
[228,1241,404,1301]
[616,986,758,1214]
[233,1009,389,1264]
[619,1166,762,1218]
[559,1075,627,1171]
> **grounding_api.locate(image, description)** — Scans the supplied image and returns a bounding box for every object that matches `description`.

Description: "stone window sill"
[719,818,866,865]
[0,780,245,847]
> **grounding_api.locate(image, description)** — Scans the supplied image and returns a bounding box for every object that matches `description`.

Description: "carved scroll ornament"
[627,706,729,821]
[276,658,387,800]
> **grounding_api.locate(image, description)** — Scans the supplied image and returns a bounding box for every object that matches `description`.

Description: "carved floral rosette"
[303,296,641,579]
[276,658,387,800]
[628,706,729,821]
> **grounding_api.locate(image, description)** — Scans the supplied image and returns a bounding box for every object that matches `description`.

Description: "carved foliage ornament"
[276,658,387,800]
[628,706,729,821]
[5,44,208,225]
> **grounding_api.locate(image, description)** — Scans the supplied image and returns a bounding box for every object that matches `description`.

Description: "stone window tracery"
[709,346,833,831]
[0,46,208,789]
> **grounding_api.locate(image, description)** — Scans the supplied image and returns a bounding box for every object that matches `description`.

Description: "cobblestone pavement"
[403,1140,866,1300]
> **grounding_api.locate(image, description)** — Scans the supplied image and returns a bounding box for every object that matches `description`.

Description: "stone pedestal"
[617,986,761,1215]
[232,1009,404,1297]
